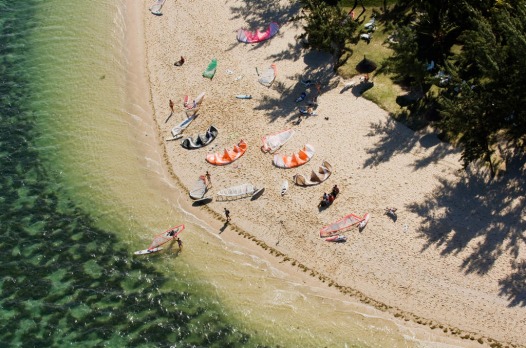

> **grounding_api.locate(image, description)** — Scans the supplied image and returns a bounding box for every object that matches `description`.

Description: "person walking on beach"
[205,171,211,186]
[169,99,174,113]
[176,237,183,252]
[224,208,231,222]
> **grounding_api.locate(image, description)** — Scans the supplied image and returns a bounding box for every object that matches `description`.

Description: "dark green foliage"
[382,0,526,175]
[438,1,526,176]
[299,0,358,56]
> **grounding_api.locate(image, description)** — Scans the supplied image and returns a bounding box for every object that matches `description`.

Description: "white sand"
[142,0,526,346]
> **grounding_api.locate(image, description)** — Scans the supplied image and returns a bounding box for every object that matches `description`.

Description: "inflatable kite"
[237,22,279,43]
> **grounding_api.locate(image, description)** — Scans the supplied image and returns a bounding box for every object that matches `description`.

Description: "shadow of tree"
[254,50,338,124]
[363,118,458,170]
[406,162,526,306]
[499,259,526,307]
[229,0,301,29]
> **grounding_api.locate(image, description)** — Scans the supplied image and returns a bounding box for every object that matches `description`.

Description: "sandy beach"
[142,0,526,346]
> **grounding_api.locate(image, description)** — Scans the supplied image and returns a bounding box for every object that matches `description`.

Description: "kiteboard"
[281,180,288,196]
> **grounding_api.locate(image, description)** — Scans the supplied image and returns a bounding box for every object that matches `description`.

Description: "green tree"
[300,0,358,58]
[438,1,526,176]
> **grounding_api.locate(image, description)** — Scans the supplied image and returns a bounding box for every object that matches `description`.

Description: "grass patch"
[337,6,405,115]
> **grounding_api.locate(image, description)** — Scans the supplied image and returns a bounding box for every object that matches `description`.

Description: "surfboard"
[281,180,288,196]
[359,213,370,229]
[236,95,252,99]
[134,247,163,255]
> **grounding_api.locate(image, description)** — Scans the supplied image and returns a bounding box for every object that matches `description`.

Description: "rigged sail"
[148,225,185,250]
[319,214,362,238]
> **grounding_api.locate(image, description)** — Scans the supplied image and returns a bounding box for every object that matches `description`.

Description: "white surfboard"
[281,180,288,196]
[134,247,163,255]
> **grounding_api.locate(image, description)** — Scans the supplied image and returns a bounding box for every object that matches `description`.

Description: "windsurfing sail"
[237,22,279,43]
[216,183,261,201]
[203,59,217,79]
[261,129,294,153]
[133,225,186,255]
[319,214,363,238]
[148,225,185,250]
[258,64,277,87]
[190,175,209,199]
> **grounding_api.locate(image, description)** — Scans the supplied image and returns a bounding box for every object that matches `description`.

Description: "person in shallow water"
[176,237,183,251]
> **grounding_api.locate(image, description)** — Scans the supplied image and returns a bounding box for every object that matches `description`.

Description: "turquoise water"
[0,0,448,346]
[0,1,260,346]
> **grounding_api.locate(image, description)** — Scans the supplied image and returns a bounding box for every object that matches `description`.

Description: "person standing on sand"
[205,171,211,186]
[176,237,183,252]
[224,208,230,222]
[169,99,174,113]
[331,184,339,198]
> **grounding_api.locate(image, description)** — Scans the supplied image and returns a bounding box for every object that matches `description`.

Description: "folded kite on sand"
[203,58,217,79]
[293,160,332,186]
[206,140,247,165]
[261,129,294,153]
[258,64,277,87]
[237,22,279,43]
[181,125,218,149]
[319,213,363,238]
[273,144,315,168]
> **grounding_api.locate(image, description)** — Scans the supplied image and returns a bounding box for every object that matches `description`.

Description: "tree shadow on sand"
[254,50,339,124]
[363,118,459,170]
[228,0,300,31]
[406,162,526,307]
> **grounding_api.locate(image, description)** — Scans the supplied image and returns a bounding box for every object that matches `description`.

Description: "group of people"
[318,185,339,208]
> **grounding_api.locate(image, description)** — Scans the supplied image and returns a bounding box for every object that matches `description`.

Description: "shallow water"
[0,0,447,346]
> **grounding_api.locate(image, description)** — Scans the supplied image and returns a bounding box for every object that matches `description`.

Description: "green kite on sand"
[203,58,217,79]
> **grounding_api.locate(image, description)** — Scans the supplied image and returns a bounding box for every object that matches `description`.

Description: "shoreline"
[140,0,525,347]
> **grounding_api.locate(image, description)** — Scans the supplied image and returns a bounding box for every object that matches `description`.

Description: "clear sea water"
[0,0,438,346]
